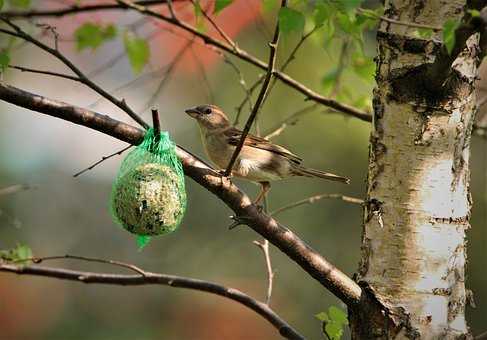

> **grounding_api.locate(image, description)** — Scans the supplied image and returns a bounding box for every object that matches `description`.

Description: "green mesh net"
[110,128,186,243]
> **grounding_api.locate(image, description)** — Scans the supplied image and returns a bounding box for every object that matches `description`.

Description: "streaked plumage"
[185,104,349,202]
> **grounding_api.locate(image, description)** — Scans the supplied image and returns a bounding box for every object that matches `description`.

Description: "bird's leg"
[254,181,271,205]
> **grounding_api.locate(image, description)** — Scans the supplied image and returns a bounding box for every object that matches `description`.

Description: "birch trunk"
[351,0,480,338]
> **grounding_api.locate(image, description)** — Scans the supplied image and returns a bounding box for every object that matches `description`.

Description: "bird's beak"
[185,107,200,118]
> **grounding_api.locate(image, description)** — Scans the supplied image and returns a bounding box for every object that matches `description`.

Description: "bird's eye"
[203,107,212,115]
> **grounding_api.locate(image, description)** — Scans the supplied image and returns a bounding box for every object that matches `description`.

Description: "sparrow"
[185,104,349,203]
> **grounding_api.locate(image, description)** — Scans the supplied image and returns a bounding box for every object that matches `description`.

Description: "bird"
[185,104,349,203]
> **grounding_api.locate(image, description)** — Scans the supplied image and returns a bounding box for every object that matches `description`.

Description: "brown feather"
[291,165,350,183]
[224,127,302,164]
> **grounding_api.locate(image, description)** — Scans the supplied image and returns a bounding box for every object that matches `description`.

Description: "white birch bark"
[354,0,480,338]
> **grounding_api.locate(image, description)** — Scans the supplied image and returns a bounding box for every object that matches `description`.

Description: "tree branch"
[59,0,374,122]
[0,261,303,340]
[0,19,148,129]
[0,81,362,308]
[4,0,371,122]
[8,64,81,82]
[270,194,364,217]
[1,0,180,19]
[224,0,285,176]
[73,144,133,177]
[253,239,274,305]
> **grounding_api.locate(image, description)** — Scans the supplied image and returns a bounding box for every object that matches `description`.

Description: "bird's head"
[185,104,230,130]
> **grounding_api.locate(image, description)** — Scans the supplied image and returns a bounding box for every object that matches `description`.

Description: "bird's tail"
[291,165,350,184]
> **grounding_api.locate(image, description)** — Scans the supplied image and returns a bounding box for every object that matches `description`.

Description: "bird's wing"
[224,127,302,164]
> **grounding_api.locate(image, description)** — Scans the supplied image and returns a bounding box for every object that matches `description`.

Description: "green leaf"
[325,321,344,340]
[194,0,202,17]
[0,50,10,72]
[321,68,339,91]
[214,0,233,14]
[75,23,117,51]
[0,0,4,10]
[193,0,206,32]
[468,9,480,17]
[315,312,329,322]
[16,244,32,262]
[124,31,150,74]
[336,12,354,34]
[443,19,460,55]
[316,306,348,340]
[0,244,33,264]
[416,28,434,39]
[278,7,305,34]
[329,306,348,325]
[8,0,30,8]
[313,2,332,27]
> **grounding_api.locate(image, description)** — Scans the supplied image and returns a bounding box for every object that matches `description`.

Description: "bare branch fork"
[73,145,133,178]
[0,257,304,340]
[0,81,362,308]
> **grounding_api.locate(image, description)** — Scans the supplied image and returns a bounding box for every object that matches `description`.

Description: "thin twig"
[357,8,442,31]
[87,27,162,79]
[7,1,371,121]
[270,194,364,217]
[88,65,169,109]
[1,0,178,18]
[191,46,214,103]
[329,39,350,98]
[237,25,321,125]
[264,104,318,139]
[166,0,176,19]
[253,240,274,305]
[252,120,274,306]
[0,261,304,340]
[380,16,442,31]
[73,145,133,177]
[114,0,371,122]
[36,23,60,50]
[235,75,263,125]
[191,0,237,50]
[221,55,253,124]
[142,38,193,111]
[282,27,320,72]
[152,108,161,143]
[224,0,286,176]
[260,25,320,107]
[0,19,149,129]
[9,64,81,82]
[27,254,147,276]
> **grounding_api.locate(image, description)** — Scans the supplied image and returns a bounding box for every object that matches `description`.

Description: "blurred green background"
[0,1,486,339]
